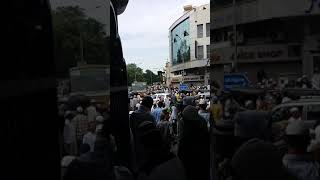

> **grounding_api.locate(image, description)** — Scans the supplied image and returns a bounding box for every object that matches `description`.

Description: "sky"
[118,0,209,73]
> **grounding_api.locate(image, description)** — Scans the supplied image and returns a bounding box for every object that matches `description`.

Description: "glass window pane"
[197,24,203,38]
[197,45,204,59]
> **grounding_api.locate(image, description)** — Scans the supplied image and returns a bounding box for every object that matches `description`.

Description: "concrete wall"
[189,4,210,61]
[212,0,320,29]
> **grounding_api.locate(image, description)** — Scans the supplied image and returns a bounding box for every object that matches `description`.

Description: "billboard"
[171,18,191,65]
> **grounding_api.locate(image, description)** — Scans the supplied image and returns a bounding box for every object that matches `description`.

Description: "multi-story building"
[211,0,320,88]
[168,4,210,87]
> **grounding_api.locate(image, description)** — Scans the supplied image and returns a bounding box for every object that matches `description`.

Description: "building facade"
[211,0,320,89]
[168,4,210,87]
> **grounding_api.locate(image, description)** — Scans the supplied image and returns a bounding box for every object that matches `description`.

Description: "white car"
[271,98,320,129]
[152,93,170,104]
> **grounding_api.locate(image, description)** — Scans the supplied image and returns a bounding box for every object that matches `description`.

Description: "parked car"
[271,99,320,127]
[152,93,170,104]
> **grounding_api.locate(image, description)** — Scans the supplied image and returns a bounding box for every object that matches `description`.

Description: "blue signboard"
[224,73,249,91]
[179,84,188,91]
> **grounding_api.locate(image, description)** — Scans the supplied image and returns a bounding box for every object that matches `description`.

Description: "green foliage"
[52,6,108,78]
[127,64,160,85]
[127,63,145,85]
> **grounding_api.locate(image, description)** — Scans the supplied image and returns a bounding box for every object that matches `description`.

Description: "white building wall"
[212,0,320,29]
[190,4,210,61]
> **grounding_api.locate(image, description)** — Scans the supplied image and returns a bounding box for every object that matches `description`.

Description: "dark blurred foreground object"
[178,106,210,180]
[110,0,131,167]
[111,0,129,15]
[283,121,320,180]
[233,110,271,148]
[231,139,296,180]
[4,1,60,179]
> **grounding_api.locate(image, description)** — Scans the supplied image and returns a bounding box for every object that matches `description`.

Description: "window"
[197,24,203,38]
[207,45,210,59]
[206,23,210,37]
[313,56,320,73]
[307,105,320,121]
[197,45,204,60]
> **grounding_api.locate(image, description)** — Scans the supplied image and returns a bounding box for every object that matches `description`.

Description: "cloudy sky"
[118,0,209,73]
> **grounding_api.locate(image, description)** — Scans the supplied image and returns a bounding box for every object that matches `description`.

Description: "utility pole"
[134,71,137,82]
[233,0,238,72]
[80,32,84,63]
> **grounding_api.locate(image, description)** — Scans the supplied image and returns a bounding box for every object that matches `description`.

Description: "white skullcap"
[290,107,299,113]
[76,106,83,113]
[61,156,76,167]
[96,116,104,122]
[245,100,254,107]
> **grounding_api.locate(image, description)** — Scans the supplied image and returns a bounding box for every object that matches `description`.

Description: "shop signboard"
[224,73,250,91]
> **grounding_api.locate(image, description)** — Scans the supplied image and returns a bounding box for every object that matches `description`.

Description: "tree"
[52,6,108,78]
[144,70,160,85]
[126,63,145,86]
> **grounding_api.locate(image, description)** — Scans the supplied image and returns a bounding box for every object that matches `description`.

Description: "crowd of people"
[128,83,320,180]
[57,83,320,180]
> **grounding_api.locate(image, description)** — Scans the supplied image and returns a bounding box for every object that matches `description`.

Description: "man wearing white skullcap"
[283,120,320,180]
[288,107,302,124]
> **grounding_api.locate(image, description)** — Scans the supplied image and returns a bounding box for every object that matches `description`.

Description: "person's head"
[64,110,74,120]
[183,96,196,107]
[182,105,208,132]
[160,113,166,121]
[245,100,255,110]
[88,121,96,132]
[96,115,104,124]
[137,121,164,154]
[234,111,271,147]
[285,120,310,153]
[199,99,207,110]
[212,96,218,104]
[76,106,83,114]
[290,107,300,118]
[162,108,170,120]
[157,101,164,108]
[141,96,154,110]
[231,139,289,180]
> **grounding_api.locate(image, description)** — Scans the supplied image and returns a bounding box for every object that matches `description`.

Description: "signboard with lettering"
[212,0,320,29]
[212,44,299,64]
[224,73,250,91]
[179,84,189,91]
[183,75,203,82]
